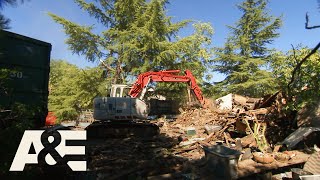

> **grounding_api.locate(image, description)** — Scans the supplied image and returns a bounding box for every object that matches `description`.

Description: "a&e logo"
[10,129,86,171]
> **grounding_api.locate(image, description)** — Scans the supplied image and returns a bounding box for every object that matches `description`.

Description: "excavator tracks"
[85,121,160,139]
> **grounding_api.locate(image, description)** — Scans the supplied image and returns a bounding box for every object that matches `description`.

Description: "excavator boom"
[129,69,206,106]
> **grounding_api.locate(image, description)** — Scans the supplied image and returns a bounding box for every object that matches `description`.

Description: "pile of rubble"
[56,92,319,180]
[159,93,273,153]
[154,92,320,179]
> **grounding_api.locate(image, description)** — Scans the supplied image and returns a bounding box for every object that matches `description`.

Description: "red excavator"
[86,69,211,138]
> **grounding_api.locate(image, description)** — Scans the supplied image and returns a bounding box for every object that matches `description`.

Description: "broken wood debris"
[155,92,317,178]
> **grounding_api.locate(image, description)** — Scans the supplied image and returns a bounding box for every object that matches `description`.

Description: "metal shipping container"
[0,30,52,128]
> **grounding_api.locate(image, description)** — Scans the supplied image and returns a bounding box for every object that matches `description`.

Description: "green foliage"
[271,46,320,109]
[173,23,214,82]
[213,0,282,97]
[151,22,214,100]
[48,0,214,89]
[48,60,107,121]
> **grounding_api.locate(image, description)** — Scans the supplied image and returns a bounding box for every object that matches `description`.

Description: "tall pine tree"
[49,0,213,86]
[214,0,282,97]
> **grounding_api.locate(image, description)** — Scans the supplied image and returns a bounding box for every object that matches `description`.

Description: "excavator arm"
[128,69,206,106]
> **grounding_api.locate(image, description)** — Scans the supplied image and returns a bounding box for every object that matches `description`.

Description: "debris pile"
[159,93,272,154]
[153,92,319,179]
[58,92,319,179]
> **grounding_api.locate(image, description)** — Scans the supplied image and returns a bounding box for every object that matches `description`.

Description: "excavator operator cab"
[109,84,132,97]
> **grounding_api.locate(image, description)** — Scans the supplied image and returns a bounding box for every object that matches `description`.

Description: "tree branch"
[305,13,320,29]
[287,11,320,93]
[74,0,114,27]
[290,44,299,64]
[99,59,114,72]
[287,42,320,90]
